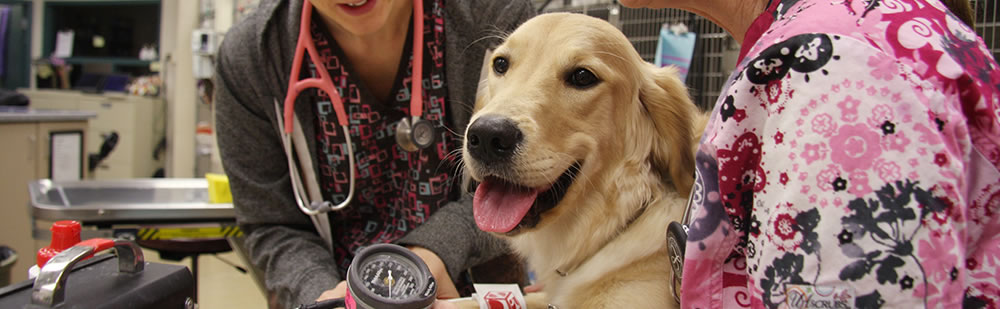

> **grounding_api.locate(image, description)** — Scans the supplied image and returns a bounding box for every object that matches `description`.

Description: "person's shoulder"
[444,0,534,26]
[446,0,533,13]
[218,0,291,66]
[763,0,1000,95]
[442,0,534,52]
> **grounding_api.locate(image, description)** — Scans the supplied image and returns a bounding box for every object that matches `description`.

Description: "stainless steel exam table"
[27,178,250,301]
[29,178,234,227]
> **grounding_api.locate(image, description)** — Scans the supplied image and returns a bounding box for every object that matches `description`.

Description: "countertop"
[0,106,96,123]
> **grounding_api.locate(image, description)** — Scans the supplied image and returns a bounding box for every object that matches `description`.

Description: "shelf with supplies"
[18,89,166,180]
[61,57,158,67]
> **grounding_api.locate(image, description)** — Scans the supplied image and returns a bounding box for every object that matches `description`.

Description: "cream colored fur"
[463,13,706,308]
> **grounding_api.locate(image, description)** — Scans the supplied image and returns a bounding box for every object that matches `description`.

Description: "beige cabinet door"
[0,123,39,283]
[22,90,165,179]
[79,98,135,179]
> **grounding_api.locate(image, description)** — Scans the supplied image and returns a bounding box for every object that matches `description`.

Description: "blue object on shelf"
[655,23,697,83]
[102,74,129,92]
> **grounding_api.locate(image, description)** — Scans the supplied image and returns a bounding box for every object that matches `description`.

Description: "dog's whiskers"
[442,148,475,194]
[441,121,464,138]
[436,148,464,173]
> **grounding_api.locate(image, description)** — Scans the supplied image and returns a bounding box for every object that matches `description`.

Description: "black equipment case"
[0,240,194,309]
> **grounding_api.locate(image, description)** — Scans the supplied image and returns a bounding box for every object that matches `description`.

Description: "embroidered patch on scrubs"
[783,284,855,309]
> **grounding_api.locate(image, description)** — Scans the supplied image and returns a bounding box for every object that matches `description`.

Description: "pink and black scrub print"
[681,0,1000,307]
[303,0,455,272]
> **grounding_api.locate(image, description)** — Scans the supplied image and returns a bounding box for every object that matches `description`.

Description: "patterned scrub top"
[681,0,1000,307]
[303,0,456,273]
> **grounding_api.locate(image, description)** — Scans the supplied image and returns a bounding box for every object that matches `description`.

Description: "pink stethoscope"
[274,0,431,221]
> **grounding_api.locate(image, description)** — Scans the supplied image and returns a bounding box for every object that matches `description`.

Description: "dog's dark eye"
[567,68,599,88]
[493,57,509,75]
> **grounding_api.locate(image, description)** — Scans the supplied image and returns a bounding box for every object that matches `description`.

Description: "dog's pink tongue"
[474,179,540,233]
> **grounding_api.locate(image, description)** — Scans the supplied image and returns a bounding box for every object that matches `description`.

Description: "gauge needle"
[388,270,394,297]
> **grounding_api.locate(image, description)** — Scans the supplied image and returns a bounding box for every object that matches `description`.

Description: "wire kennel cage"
[972,0,999,61]
[618,6,739,111]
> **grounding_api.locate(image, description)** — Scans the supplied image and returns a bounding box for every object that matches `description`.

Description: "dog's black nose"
[466,115,523,163]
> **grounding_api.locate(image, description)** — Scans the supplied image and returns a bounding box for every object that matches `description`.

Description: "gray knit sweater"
[214,0,534,306]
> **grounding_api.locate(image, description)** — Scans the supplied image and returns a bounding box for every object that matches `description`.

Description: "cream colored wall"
[163,0,199,178]
[29,0,42,89]
[210,0,234,175]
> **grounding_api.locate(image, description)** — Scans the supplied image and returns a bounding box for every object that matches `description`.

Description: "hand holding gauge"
[296,244,438,309]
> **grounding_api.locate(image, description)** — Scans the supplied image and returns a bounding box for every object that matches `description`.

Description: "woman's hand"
[315,280,349,302]
[407,246,461,299]
[314,246,459,303]
[315,283,457,309]
[314,280,456,309]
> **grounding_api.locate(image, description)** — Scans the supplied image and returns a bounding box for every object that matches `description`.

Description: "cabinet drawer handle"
[28,135,36,161]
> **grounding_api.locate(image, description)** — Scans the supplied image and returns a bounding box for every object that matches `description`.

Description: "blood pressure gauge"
[347,244,437,309]
[295,244,437,309]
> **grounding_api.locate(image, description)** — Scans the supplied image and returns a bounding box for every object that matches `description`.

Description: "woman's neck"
[323,1,413,102]
[684,0,769,44]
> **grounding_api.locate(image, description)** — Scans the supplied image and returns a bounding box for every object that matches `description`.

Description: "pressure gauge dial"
[347,244,437,309]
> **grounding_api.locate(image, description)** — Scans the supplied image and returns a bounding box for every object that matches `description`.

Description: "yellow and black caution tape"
[124,225,243,240]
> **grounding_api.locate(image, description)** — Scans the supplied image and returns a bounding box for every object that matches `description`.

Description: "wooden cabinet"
[19,90,165,179]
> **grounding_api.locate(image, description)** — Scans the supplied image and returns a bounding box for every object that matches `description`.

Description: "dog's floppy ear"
[638,64,698,197]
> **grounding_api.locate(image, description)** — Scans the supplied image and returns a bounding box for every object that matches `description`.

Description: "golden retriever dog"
[461,13,705,309]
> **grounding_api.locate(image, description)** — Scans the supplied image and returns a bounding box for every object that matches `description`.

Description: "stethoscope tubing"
[284,0,344,133]
[280,0,425,214]
[284,0,424,133]
[274,99,355,215]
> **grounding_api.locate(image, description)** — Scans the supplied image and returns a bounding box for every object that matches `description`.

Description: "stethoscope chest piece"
[396,117,436,152]
[346,244,437,309]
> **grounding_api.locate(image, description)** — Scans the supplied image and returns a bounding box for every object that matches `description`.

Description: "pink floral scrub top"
[680,0,1000,307]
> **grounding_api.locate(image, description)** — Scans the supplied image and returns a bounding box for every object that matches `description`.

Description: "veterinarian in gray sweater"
[214,0,533,306]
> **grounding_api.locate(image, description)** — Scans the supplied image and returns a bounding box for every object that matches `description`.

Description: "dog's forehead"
[502,13,629,55]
